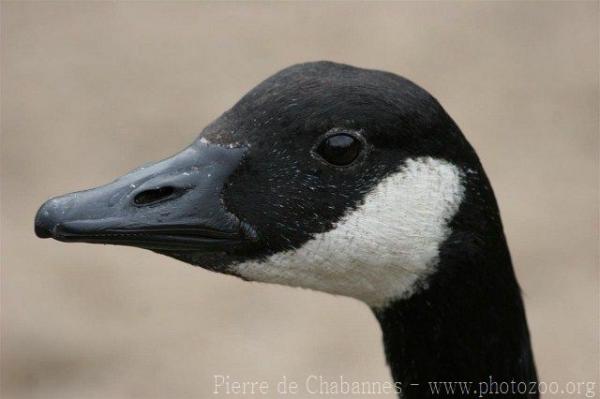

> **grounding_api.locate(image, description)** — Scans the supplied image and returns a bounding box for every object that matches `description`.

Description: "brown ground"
[1,2,598,398]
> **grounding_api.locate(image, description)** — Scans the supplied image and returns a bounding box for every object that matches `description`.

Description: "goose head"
[35,61,489,308]
[35,62,539,393]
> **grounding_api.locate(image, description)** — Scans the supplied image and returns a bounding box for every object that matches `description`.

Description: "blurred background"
[1,2,598,398]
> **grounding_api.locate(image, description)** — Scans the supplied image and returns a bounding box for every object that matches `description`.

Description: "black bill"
[34,140,255,251]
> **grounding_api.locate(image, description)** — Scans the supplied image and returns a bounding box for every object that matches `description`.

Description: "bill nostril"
[133,186,176,206]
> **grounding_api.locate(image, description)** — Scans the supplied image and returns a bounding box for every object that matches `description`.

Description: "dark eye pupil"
[316,134,361,166]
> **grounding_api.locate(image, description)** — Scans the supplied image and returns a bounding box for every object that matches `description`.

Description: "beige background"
[1,2,598,398]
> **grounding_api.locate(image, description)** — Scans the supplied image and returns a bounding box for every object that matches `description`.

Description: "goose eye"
[316,133,362,166]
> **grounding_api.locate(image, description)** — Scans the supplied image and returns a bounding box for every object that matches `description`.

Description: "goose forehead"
[231,157,465,308]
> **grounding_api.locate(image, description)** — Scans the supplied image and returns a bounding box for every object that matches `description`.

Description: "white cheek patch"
[232,157,465,308]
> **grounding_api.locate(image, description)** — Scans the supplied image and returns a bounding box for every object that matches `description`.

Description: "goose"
[35,61,537,398]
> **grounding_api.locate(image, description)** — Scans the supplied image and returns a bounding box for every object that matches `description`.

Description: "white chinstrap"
[233,157,465,308]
